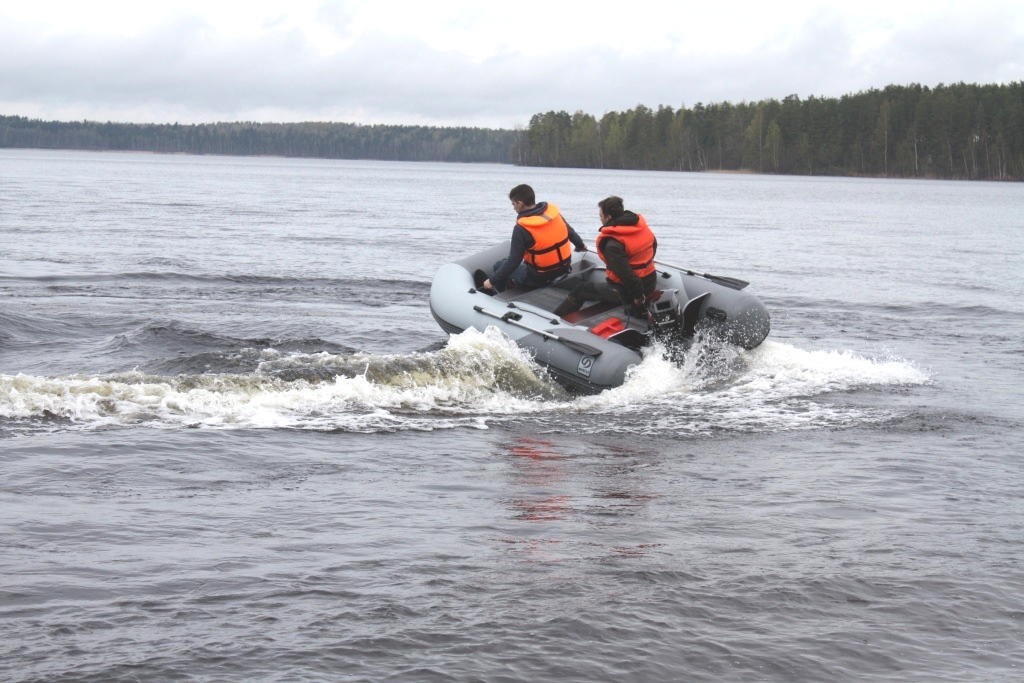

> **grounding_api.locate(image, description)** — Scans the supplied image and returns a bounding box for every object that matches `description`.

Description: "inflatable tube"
[430,243,770,394]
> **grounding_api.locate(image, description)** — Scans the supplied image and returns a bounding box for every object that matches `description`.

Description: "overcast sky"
[1,0,1022,127]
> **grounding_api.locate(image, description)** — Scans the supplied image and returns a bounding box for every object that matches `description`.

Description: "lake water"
[1,149,1023,681]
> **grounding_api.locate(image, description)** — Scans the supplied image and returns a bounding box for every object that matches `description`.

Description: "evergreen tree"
[517,82,1024,180]
[4,82,1022,180]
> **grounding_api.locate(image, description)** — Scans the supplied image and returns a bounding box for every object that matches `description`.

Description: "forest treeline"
[3,82,1022,179]
[0,117,517,163]
[518,82,1024,180]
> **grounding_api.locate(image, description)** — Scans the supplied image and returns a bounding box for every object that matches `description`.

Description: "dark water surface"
[2,149,1023,681]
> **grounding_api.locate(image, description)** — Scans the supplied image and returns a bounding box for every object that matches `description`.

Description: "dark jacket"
[490,202,586,291]
[598,211,658,301]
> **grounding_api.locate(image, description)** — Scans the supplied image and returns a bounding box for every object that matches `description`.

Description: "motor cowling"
[646,289,684,340]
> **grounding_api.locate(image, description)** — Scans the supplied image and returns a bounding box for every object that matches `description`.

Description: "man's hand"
[628,296,649,318]
[482,279,494,290]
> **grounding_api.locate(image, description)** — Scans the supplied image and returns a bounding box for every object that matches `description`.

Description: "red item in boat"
[590,318,625,338]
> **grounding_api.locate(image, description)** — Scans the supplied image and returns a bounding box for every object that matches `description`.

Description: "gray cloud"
[1,8,1021,127]
[871,8,1024,86]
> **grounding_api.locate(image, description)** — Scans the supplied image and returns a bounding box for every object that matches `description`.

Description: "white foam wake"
[0,328,549,431]
[0,330,929,434]
[572,339,931,435]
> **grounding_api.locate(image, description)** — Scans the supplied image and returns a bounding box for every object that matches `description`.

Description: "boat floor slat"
[496,286,566,311]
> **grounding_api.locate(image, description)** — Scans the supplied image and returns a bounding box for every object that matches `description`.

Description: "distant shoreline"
[517,82,1023,182]
[0,116,516,166]
[6,146,1017,184]
[0,146,513,166]
[5,80,1022,182]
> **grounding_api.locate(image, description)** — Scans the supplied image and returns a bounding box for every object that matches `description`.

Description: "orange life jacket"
[518,203,572,274]
[595,214,656,284]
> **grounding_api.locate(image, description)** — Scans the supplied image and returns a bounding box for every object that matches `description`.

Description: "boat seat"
[549,261,601,290]
[561,287,667,324]
[496,260,600,302]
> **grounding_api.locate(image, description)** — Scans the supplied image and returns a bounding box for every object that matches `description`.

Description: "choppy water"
[2,149,1023,681]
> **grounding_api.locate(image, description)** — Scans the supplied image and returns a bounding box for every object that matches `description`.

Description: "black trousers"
[567,280,625,306]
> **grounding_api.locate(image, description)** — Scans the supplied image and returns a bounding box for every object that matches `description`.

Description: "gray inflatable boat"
[430,242,770,394]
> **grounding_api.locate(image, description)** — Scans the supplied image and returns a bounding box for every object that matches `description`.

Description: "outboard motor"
[646,288,708,362]
[646,289,684,342]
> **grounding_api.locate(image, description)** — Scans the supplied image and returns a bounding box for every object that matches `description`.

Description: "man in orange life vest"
[552,196,658,318]
[482,184,587,292]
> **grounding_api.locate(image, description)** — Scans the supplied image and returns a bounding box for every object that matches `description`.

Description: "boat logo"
[577,355,595,377]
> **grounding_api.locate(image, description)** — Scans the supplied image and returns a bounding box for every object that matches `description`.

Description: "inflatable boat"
[429,242,770,394]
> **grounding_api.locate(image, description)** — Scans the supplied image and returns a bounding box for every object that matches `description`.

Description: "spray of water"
[0,328,929,435]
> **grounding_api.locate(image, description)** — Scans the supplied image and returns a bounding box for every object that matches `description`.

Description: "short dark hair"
[509,184,535,205]
[598,196,625,220]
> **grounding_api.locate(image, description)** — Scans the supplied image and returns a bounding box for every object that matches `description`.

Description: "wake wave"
[0,272,431,289]
[574,340,931,435]
[0,329,929,435]
[0,329,558,432]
